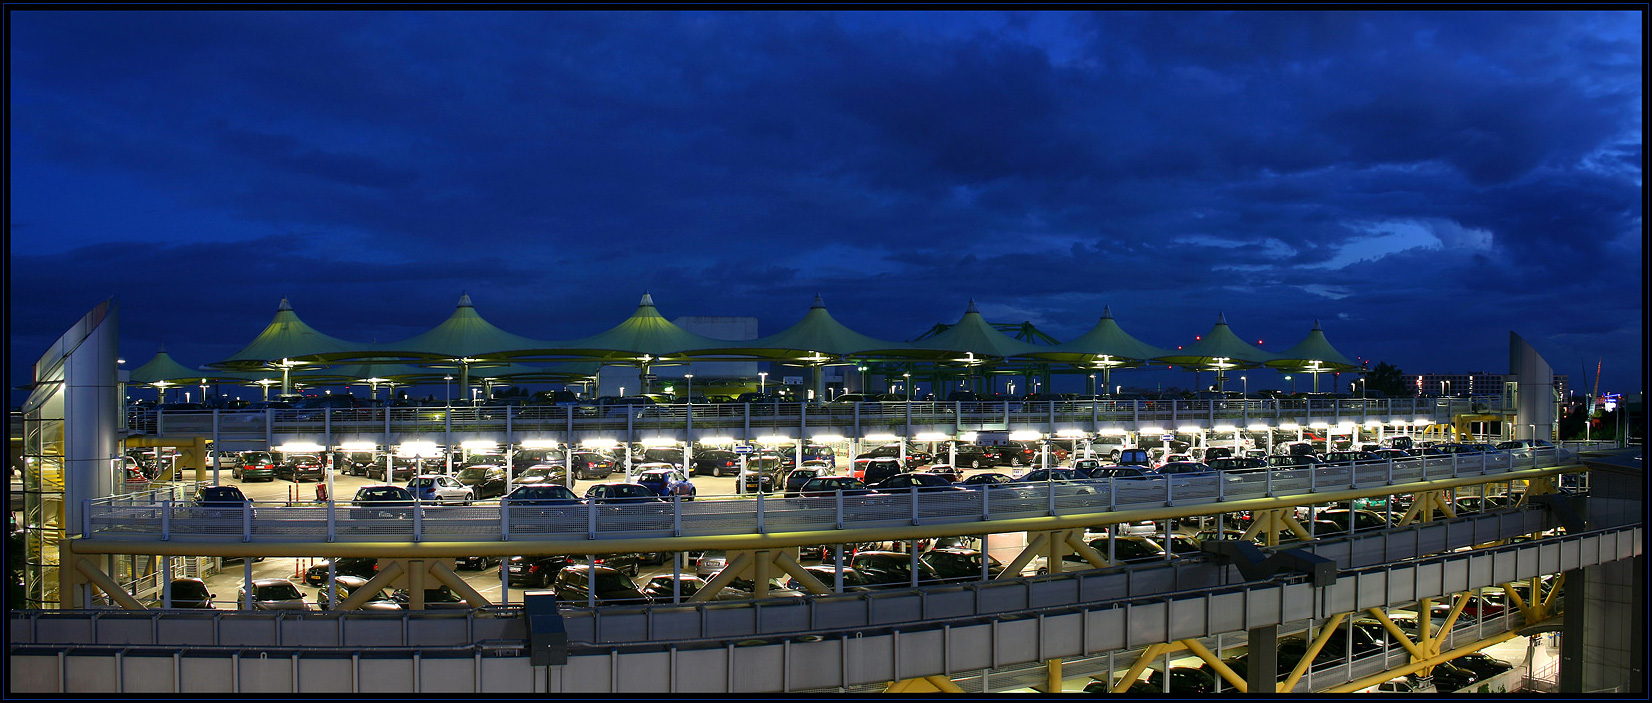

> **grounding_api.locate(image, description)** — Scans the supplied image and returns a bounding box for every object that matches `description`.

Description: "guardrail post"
[326,499,335,542]
[1216,474,1224,502]
[161,499,171,540]
[242,503,252,542]
[1308,466,1316,493]
[1047,482,1056,516]
[1166,475,1174,506]
[672,494,682,537]
[982,483,991,519]
[911,487,920,525]
[757,490,766,533]
[1266,467,1274,498]
[501,498,510,541]
[835,490,844,530]
[588,499,597,539]
[413,500,423,541]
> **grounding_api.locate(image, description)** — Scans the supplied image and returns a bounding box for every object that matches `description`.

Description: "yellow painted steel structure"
[61,462,1586,612]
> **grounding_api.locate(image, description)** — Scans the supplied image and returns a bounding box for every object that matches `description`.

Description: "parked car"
[163,577,216,609]
[553,564,649,606]
[956,472,1016,489]
[583,482,665,505]
[635,467,696,499]
[1449,651,1515,680]
[691,449,741,477]
[920,548,1005,581]
[1267,454,1324,468]
[303,557,379,586]
[855,444,933,470]
[849,550,941,586]
[191,485,254,519]
[508,555,578,589]
[390,585,474,610]
[569,452,616,480]
[503,483,583,506]
[946,443,1000,469]
[336,451,378,477]
[1154,461,1214,475]
[231,451,277,482]
[1208,457,1268,473]
[920,464,963,482]
[276,453,324,482]
[798,476,875,498]
[1086,465,1158,480]
[407,474,475,504]
[454,465,509,500]
[741,455,787,493]
[868,473,967,494]
[640,574,748,601]
[513,464,569,485]
[781,466,826,498]
[237,578,311,611]
[851,456,905,485]
[351,485,415,518]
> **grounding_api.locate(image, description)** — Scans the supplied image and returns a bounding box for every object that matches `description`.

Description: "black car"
[454,465,509,499]
[569,452,616,480]
[191,485,254,518]
[514,464,569,486]
[390,585,474,610]
[920,548,1004,581]
[849,551,942,586]
[316,575,402,612]
[508,555,578,589]
[741,455,786,492]
[957,472,1015,489]
[163,577,216,609]
[553,564,649,606]
[337,451,378,476]
[503,483,583,506]
[1208,457,1268,473]
[304,557,379,586]
[351,485,415,518]
[855,456,905,485]
[231,451,277,482]
[781,467,825,498]
[692,450,741,477]
[868,473,967,494]
[946,443,1000,469]
[584,483,665,508]
[1449,652,1514,680]
[276,453,324,482]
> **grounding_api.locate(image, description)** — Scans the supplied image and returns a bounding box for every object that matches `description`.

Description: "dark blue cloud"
[8,10,1642,402]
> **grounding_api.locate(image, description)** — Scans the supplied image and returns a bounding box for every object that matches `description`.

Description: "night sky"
[9,11,1643,403]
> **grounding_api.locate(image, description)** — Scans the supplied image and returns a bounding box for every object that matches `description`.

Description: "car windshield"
[256,583,302,600]
[199,487,244,501]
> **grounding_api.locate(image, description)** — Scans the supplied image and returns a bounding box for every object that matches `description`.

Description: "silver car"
[237,578,311,611]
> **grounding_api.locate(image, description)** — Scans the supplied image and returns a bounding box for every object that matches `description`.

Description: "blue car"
[635,467,696,500]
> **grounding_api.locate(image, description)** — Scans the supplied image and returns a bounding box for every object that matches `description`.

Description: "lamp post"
[1241,375,1247,399]
[684,374,693,404]
[903,372,912,402]
[444,376,454,406]
[759,372,768,395]
[1285,375,1294,394]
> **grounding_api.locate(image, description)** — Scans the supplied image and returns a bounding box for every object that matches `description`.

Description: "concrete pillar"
[1248,624,1278,693]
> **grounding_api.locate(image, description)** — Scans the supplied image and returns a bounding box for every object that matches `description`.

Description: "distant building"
[1412,371,1568,399]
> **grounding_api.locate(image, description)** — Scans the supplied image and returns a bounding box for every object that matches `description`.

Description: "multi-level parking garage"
[10,299,1640,694]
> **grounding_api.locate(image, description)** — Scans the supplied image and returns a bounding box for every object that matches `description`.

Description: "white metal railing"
[129,396,1481,440]
[81,448,1576,544]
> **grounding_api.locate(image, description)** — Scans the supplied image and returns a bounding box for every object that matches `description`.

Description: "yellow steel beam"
[428,558,490,608]
[883,675,964,693]
[1325,629,1521,693]
[69,464,1584,560]
[1540,573,1565,612]
[1180,638,1246,693]
[690,551,755,602]
[996,532,1050,580]
[1043,658,1063,693]
[773,550,831,595]
[1433,593,1471,651]
[1112,643,1169,693]
[1364,608,1428,661]
[337,560,405,611]
[1063,531,1111,569]
[1280,613,1346,692]
[72,557,144,610]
